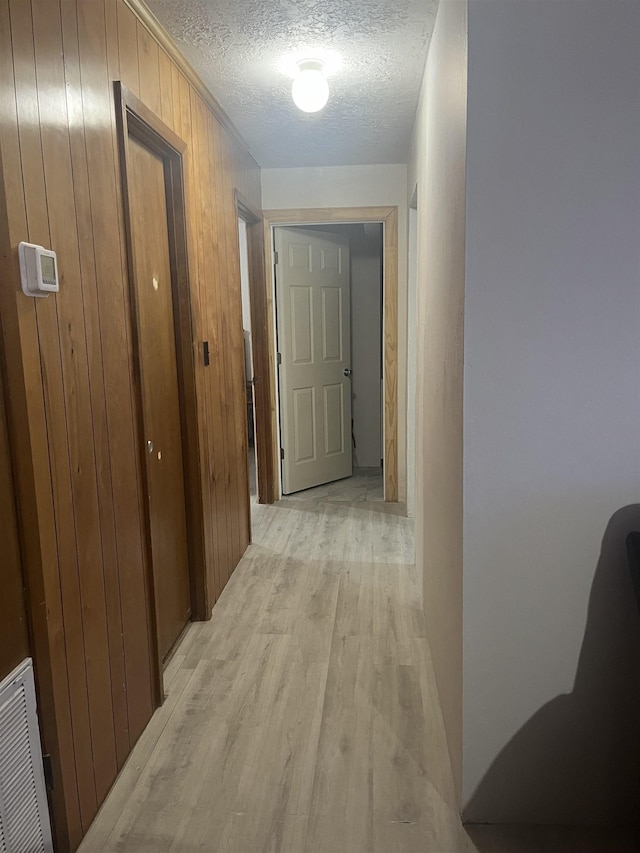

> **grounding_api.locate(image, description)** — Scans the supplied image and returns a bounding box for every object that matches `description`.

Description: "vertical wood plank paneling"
[136,20,161,118]
[103,5,146,745]
[181,83,218,605]
[158,48,173,128]
[0,358,29,678]
[1,0,261,846]
[84,0,155,745]
[195,97,227,599]
[220,133,250,558]
[33,0,119,813]
[237,147,249,200]
[212,119,238,575]
[246,151,262,211]
[195,102,218,601]
[0,3,81,845]
[170,62,182,134]
[185,87,206,587]
[230,140,253,545]
[116,1,139,95]
[208,114,237,583]
[248,217,276,504]
[60,0,129,771]
[9,0,100,829]
[232,144,249,201]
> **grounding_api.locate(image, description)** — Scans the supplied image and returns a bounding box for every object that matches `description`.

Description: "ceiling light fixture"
[292,59,329,113]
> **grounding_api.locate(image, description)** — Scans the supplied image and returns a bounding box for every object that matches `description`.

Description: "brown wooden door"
[127,134,191,661]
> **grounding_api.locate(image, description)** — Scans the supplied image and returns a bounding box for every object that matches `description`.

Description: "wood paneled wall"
[0,352,29,680]
[0,0,261,849]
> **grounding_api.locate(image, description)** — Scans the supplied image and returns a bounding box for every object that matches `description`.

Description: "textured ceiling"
[146,0,438,168]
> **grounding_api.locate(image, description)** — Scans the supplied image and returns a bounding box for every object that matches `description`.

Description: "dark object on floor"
[626,532,640,614]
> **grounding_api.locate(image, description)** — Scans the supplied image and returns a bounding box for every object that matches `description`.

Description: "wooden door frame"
[263,207,399,502]
[114,82,207,704]
[235,192,277,505]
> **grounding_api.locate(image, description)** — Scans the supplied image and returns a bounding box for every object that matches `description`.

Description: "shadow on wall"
[464,504,640,832]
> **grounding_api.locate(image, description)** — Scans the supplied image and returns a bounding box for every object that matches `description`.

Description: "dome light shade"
[292,59,329,113]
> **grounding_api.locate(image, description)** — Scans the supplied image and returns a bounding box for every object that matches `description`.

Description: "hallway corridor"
[78,476,467,852]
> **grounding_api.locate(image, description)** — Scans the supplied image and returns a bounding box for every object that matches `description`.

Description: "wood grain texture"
[79,0,156,753]
[11,0,101,831]
[34,0,120,813]
[136,20,161,117]
[263,208,399,502]
[114,83,206,684]
[126,133,191,660]
[0,3,81,846]
[123,0,253,158]
[77,472,466,853]
[221,132,251,565]
[0,0,261,848]
[61,0,129,772]
[0,352,29,679]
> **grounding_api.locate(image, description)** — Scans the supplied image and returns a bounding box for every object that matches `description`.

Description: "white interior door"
[275,226,352,495]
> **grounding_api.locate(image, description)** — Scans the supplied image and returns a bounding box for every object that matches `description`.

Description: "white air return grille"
[0,659,53,853]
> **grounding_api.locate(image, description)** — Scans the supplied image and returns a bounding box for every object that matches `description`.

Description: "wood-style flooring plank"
[79,471,474,853]
[304,635,375,853]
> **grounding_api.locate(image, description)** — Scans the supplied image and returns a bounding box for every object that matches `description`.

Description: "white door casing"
[275,227,352,494]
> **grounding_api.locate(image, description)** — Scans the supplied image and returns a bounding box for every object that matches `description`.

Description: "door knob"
[147,440,154,454]
[343,368,352,377]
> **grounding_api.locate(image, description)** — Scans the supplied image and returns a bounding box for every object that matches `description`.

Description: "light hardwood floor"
[76,472,637,853]
[78,472,468,852]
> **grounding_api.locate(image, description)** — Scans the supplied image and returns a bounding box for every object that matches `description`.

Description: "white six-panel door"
[275,226,352,495]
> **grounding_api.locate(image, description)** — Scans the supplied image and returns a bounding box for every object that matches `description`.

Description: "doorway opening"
[263,207,399,502]
[115,83,207,699]
[238,217,257,502]
[235,193,277,507]
[274,223,384,498]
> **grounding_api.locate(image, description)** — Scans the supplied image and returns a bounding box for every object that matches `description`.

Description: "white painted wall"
[406,205,417,518]
[463,0,640,825]
[238,219,251,332]
[409,0,468,803]
[238,218,252,380]
[261,165,409,501]
[351,246,382,467]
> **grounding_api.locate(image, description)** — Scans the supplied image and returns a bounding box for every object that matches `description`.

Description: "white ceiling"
[146,0,438,168]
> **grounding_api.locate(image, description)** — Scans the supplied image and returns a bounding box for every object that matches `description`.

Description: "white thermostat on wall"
[19,241,59,298]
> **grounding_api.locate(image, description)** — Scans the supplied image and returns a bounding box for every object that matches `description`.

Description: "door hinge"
[277,352,282,366]
[43,754,54,791]
[274,250,279,265]
[280,447,285,460]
